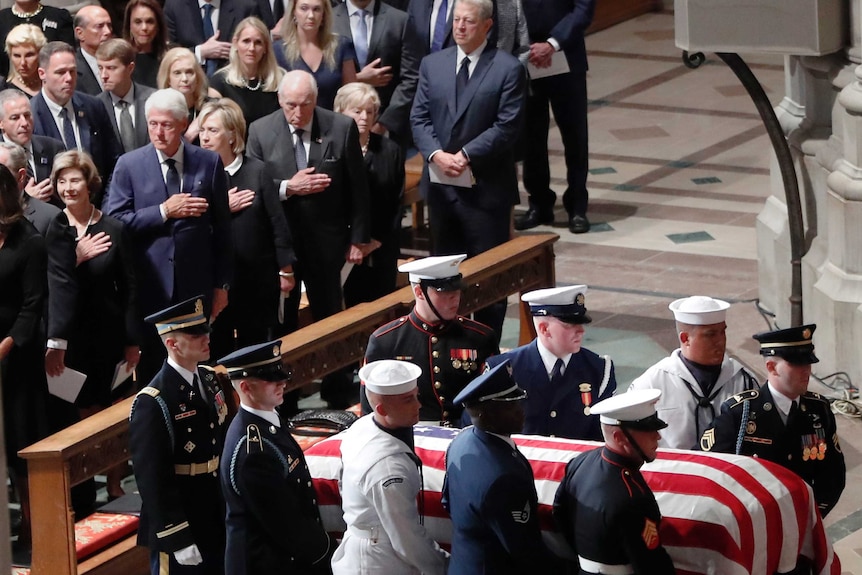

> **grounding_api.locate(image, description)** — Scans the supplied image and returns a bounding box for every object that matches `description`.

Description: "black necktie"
[202,3,217,76]
[165,158,180,197]
[294,129,307,170]
[59,107,77,150]
[787,400,799,426]
[456,56,470,105]
[550,358,564,384]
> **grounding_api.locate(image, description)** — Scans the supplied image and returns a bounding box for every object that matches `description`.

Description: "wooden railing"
[19,232,558,575]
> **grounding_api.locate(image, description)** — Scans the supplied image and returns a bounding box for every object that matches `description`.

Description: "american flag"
[305,425,840,575]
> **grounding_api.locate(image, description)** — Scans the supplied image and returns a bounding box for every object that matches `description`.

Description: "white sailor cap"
[359,360,422,396]
[591,389,667,431]
[399,255,467,291]
[522,285,591,324]
[669,295,730,326]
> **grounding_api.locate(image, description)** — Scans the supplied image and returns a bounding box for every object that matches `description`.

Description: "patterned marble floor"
[513,9,862,573]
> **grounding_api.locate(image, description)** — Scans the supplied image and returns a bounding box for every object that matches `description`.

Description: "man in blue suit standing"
[31,41,123,207]
[515,0,595,233]
[104,88,232,385]
[443,360,561,574]
[485,284,616,440]
[410,0,525,340]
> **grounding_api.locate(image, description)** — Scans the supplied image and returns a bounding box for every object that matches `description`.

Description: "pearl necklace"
[243,77,262,91]
[69,205,96,241]
[11,2,43,18]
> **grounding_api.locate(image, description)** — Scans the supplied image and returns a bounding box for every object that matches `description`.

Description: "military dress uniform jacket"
[553,447,676,575]
[628,350,758,449]
[699,385,846,516]
[128,362,229,568]
[221,408,333,575]
[364,310,498,425]
[442,427,560,574]
[486,341,616,440]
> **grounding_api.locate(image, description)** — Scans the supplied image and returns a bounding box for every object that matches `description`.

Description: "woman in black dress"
[209,17,283,129]
[198,99,297,359]
[0,163,48,546]
[44,151,139,499]
[334,82,404,306]
[0,0,73,76]
[2,23,46,97]
[122,0,168,88]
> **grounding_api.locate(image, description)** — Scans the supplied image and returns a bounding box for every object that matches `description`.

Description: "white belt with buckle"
[174,456,219,476]
[346,525,382,542]
[578,557,634,575]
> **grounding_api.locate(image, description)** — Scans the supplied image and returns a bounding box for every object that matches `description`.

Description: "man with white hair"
[333,360,449,574]
[104,87,232,385]
[628,295,758,449]
[485,284,615,440]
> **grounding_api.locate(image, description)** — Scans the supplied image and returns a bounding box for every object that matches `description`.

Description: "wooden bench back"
[19,233,558,575]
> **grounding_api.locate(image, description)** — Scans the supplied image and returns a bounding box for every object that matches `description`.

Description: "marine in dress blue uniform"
[362,255,498,425]
[699,324,845,517]
[553,389,676,575]
[219,340,333,575]
[442,361,561,574]
[129,296,230,575]
[486,285,615,439]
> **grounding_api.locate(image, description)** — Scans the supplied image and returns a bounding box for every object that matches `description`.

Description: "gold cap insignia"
[802,328,811,339]
[576,294,585,306]
[273,345,280,357]
[195,299,203,315]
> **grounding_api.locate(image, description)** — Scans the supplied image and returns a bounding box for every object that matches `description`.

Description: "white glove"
[174,543,203,565]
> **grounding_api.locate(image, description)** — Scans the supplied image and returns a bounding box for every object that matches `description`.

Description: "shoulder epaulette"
[245,423,263,454]
[728,389,759,408]
[130,387,175,447]
[372,315,409,337]
[138,386,160,398]
[802,391,828,404]
[457,316,495,336]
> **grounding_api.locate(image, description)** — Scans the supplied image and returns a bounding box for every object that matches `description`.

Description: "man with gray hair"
[73,4,114,95]
[247,70,369,408]
[0,88,65,207]
[104,87,232,385]
[0,141,59,236]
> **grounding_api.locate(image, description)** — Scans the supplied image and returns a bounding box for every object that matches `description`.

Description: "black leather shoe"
[514,208,554,231]
[569,214,591,234]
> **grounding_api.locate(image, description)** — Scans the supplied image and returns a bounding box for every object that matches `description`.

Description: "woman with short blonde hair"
[157,47,214,143]
[3,23,46,96]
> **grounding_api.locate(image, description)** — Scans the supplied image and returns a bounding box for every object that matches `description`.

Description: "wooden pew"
[19,232,558,575]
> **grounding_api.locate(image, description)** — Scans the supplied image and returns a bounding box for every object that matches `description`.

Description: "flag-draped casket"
[304,425,841,575]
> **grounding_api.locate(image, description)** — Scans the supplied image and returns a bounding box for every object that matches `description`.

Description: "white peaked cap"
[398,254,467,283]
[668,295,730,325]
[359,360,422,395]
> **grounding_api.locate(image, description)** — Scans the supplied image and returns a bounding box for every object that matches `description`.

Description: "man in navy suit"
[31,42,123,207]
[164,0,258,75]
[0,88,65,208]
[103,87,232,385]
[73,5,114,95]
[443,361,561,574]
[332,0,421,146]
[485,284,615,440]
[515,0,595,233]
[410,0,526,340]
[96,39,156,153]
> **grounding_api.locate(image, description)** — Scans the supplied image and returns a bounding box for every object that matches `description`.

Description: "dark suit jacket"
[164,0,259,70]
[247,107,370,249]
[406,0,497,56]
[442,427,559,574]
[22,195,60,237]
[31,134,66,187]
[97,83,157,152]
[75,48,103,96]
[102,143,233,316]
[253,0,283,29]
[129,361,228,563]
[221,408,332,574]
[521,0,594,73]
[410,44,526,210]
[486,340,616,440]
[30,90,123,206]
[332,1,421,142]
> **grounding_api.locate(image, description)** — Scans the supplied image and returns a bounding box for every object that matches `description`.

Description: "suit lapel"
[367,3,386,56]
[454,47,495,122]
[72,96,92,152]
[181,145,198,195]
[276,115,298,174]
[189,0,205,40]
[307,112,329,168]
[100,93,122,142]
[443,50,458,118]
[34,95,62,141]
[135,88,151,147]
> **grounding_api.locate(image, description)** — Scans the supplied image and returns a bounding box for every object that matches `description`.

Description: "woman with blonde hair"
[210,17,284,128]
[334,82,403,305]
[157,47,214,143]
[2,23,46,96]
[274,0,355,109]
[0,0,73,77]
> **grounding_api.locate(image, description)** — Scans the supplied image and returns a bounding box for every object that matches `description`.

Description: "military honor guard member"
[128,295,230,575]
[554,389,676,575]
[485,284,615,439]
[219,340,334,575]
[362,254,499,426]
[332,360,449,574]
[699,324,845,517]
[628,295,758,449]
[443,361,561,574]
